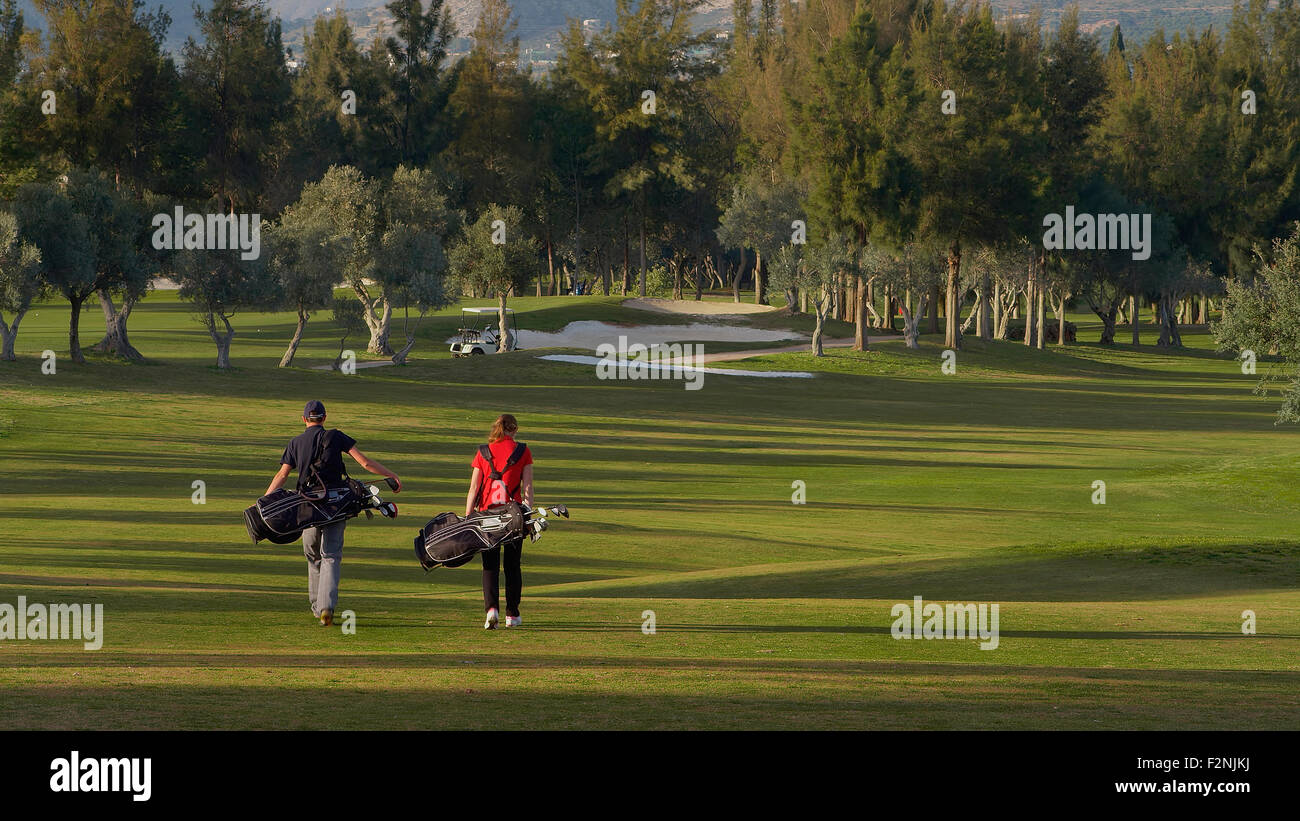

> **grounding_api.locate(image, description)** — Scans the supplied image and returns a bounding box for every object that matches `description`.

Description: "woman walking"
[465,413,534,629]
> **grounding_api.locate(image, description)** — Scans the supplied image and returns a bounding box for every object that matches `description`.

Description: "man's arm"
[465,467,482,518]
[520,464,534,507]
[347,447,401,491]
[265,464,292,496]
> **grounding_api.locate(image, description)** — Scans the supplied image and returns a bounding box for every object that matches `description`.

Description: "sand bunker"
[539,354,813,379]
[451,320,803,351]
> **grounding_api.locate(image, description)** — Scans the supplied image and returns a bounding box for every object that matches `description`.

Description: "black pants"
[481,537,523,616]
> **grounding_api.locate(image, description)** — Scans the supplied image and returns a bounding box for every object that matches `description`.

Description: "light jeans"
[303,520,346,616]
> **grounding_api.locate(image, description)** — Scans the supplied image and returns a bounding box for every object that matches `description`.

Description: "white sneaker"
[505,615,522,627]
[484,608,499,630]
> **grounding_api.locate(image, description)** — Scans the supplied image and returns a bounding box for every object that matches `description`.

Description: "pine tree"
[181,0,292,212]
[905,1,1048,350]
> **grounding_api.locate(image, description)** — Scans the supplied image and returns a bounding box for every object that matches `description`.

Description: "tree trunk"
[1130,294,1140,346]
[979,273,992,341]
[992,280,1001,337]
[1156,293,1182,348]
[960,293,979,334]
[94,291,144,361]
[356,287,393,356]
[498,292,511,352]
[1057,293,1067,346]
[366,305,392,355]
[332,335,350,371]
[853,273,866,351]
[280,308,309,367]
[391,335,416,364]
[945,242,963,350]
[733,248,745,303]
[621,216,630,295]
[1092,296,1123,345]
[754,252,765,305]
[542,234,553,296]
[1024,270,1035,347]
[1035,286,1046,350]
[638,219,647,297]
[0,308,25,361]
[68,293,86,364]
[995,288,1013,340]
[1100,313,1116,344]
[902,293,928,349]
[812,297,828,357]
[208,312,234,370]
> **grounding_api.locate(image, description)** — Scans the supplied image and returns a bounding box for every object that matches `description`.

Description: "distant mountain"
[13,0,1234,61]
[13,0,638,53]
[16,0,204,48]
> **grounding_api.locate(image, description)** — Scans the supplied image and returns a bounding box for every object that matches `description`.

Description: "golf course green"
[0,292,1296,729]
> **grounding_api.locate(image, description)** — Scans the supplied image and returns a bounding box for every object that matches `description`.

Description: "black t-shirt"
[281,427,357,490]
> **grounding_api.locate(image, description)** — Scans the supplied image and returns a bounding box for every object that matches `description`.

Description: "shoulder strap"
[300,427,328,493]
[504,442,527,497]
[479,444,498,477]
[503,442,527,472]
[475,442,528,504]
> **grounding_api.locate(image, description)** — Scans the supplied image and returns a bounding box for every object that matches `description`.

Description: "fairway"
[1,292,1297,730]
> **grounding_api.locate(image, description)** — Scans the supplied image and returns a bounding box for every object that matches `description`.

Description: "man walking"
[265,400,401,626]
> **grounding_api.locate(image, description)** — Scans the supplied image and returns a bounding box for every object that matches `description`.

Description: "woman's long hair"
[488,414,518,443]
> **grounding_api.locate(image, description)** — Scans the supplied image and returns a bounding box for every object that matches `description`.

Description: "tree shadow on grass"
[528,543,1300,603]
[0,348,1281,435]
[6,651,1300,676]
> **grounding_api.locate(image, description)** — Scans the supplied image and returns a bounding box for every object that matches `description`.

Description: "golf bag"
[243,428,397,544]
[244,480,378,545]
[414,502,569,570]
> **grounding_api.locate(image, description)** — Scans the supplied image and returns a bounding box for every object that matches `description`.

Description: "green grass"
[0,291,1297,729]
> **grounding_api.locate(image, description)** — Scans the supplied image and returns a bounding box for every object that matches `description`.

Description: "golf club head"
[551,505,569,519]
[368,484,381,499]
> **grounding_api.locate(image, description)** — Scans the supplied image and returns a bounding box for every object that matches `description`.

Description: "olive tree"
[0,210,41,360]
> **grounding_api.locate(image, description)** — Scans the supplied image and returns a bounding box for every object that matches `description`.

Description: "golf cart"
[450,307,518,356]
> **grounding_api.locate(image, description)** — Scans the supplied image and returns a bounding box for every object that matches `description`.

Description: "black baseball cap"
[303,400,326,420]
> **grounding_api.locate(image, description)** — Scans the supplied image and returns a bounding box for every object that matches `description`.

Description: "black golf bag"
[414,502,569,570]
[244,480,374,545]
[243,427,397,544]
